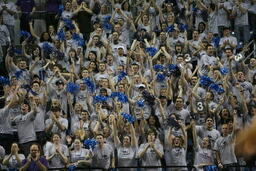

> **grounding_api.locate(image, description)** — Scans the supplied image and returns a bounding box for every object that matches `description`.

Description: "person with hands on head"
[3,143,25,170]
[191,120,215,171]
[20,143,48,171]
[113,118,138,171]
[164,122,187,171]
[137,130,164,171]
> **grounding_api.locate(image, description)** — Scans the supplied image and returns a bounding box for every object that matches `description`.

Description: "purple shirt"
[21,157,49,171]
[16,0,35,13]
[46,0,61,13]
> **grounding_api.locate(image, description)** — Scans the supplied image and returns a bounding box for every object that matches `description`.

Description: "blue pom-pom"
[63,18,75,30]
[103,22,113,31]
[219,67,229,75]
[209,83,225,94]
[66,82,80,94]
[68,165,77,171]
[14,48,22,55]
[42,42,53,54]
[58,4,64,14]
[117,71,127,82]
[166,25,174,33]
[111,92,128,103]
[192,7,198,12]
[136,100,145,107]
[199,76,214,87]
[72,33,85,46]
[179,23,188,31]
[39,69,46,81]
[0,76,10,85]
[146,47,157,56]
[168,64,179,72]
[20,30,31,38]
[121,113,136,123]
[217,87,225,94]
[57,29,65,41]
[83,78,95,93]
[156,73,166,82]
[93,95,108,104]
[153,64,165,71]
[103,15,111,21]
[213,37,220,48]
[203,165,218,171]
[14,70,23,79]
[84,139,98,149]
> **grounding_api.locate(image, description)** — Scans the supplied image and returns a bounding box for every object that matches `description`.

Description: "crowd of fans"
[0,0,256,170]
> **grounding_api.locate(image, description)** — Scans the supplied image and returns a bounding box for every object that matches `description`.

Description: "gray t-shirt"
[196,126,220,144]
[137,143,163,170]
[0,107,12,134]
[92,143,114,170]
[3,154,25,169]
[13,111,37,144]
[45,144,69,169]
[165,146,187,171]
[45,117,68,143]
[194,146,215,166]
[213,134,237,165]
[70,148,90,163]
[117,145,137,170]
[34,106,46,132]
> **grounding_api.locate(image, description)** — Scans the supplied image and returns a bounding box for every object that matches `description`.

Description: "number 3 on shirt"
[196,101,204,112]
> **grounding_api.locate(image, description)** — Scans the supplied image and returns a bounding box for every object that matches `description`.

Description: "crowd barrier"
[45,165,256,171]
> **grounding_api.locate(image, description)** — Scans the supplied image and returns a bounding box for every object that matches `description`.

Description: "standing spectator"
[196,116,220,144]
[113,120,138,170]
[137,130,163,171]
[0,0,17,45]
[12,101,38,157]
[165,123,187,171]
[69,139,92,168]
[46,0,61,30]
[219,27,238,50]
[92,133,115,170]
[44,133,69,169]
[214,121,238,170]
[216,0,232,36]
[0,14,10,75]
[0,91,17,154]
[20,143,48,171]
[232,0,250,43]
[192,121,215,170]
[45,107,68,144]
[76,2,93,41]
[2,143,25,170]
[16,0,36,32]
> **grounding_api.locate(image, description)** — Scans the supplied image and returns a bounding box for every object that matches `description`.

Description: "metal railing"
[244,39,256,61]
[45,165,256,170]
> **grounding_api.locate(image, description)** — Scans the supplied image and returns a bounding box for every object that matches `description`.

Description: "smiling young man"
[12,101,38,157]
